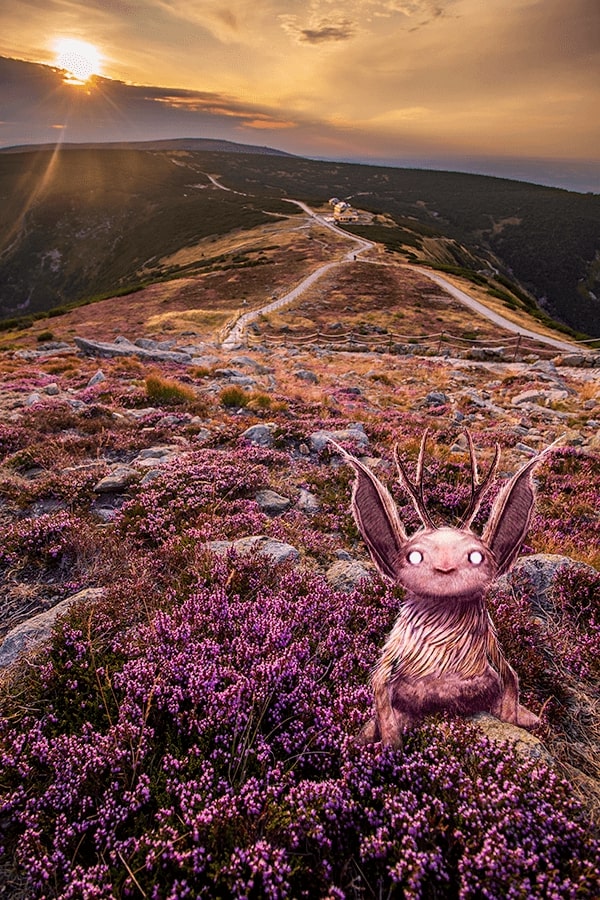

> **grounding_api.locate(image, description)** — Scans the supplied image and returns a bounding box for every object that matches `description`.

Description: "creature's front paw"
[516,705,540,728]
[358,718,379,744]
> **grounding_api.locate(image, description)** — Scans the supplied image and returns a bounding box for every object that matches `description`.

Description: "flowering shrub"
[0,559,598,898]
[117,446,289,547]
[0,510,96,575]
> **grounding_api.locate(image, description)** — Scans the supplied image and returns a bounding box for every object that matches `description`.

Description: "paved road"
[215,189,585,355]
[411,267,581,353]
[222,202,375,350]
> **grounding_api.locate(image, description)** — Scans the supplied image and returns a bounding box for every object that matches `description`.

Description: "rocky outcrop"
[0,588,105,669]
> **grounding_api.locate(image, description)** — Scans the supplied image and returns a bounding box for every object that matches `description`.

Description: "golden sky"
[1,1,599,186]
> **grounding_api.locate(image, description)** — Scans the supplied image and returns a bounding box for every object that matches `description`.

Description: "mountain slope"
[0,146,598,335]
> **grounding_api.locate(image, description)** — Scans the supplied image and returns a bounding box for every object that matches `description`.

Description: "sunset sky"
[1,0,599,191]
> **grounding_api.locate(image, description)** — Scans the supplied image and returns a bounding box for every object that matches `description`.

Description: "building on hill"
[333,201,359,223]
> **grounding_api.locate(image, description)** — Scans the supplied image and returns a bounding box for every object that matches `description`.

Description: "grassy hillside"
[1,147,599,336]
[0,327,598,897]
[206,153,600,337]
[0,149,296,320]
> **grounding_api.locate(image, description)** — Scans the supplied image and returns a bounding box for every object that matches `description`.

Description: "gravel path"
[412,267,581,353]
[219,194,586,355]
[221,202,375,350]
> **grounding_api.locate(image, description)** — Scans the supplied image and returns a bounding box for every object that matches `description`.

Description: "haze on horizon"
[1,0,599,192]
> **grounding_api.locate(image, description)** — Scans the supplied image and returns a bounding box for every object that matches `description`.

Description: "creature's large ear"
[330,441,408,580]
[483,438,561,575]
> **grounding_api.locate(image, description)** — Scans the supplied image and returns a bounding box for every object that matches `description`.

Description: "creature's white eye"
[468,550,484,566]
[408,550,423,565]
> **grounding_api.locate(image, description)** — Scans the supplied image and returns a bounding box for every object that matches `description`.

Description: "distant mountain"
[1,146,598,335]
[0,137,296,157]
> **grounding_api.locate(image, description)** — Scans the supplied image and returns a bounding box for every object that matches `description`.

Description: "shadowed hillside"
[1,145,599,336]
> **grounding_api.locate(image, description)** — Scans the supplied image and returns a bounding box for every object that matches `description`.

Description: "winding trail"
[213,185,584,355]
[221,201,375,350]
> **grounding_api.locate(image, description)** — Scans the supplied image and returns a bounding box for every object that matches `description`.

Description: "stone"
[74,336,192,365]
[512,389,569,406]
[240,423,276,447]
[255,489,291,516]
[514,442,537,456]
[326,559,373,592]
[297,488,320,515]
[190,355,221,368]
[470,713,552,761]
[25,392,42,407]
[87,369,106,387]
[0,588,105,668]
[295,369,319,384]
[204,536,299,565]
[193,428,212,444]
[93,465,138,493]
[44,383,60,396]
[309,425,368,453]
[425,391,448,406]
[498,553,599,617]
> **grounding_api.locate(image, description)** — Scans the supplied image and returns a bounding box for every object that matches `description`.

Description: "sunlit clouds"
[0,0,598,189]
[54,38,101,84]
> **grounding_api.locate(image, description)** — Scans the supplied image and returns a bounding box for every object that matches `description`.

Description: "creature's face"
[395,527,497,601]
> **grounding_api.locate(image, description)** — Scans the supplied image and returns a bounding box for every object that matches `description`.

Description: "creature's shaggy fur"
[335,430,558,746]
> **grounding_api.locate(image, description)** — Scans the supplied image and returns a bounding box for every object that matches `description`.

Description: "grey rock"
[94,465,138,493]
[44,383,60,396]
[295,369,319,384]
[514,442,537,456]
[227,375,255,387]
[74,336,192,365]
[204,535,299,565]
[297,488,320,515]
[241,423,276,447]
[498,553,599,617]
[87,369,106,387]
[190,355,221,368]
[0,588,105,668]
[470,713,552,761]
[25,392,42,406]
[425,391,448,406]
[255,489,291,516]
[231,356,273,374]
[193,428,212,444]
[310,425,368,453]
[326,559,373,592]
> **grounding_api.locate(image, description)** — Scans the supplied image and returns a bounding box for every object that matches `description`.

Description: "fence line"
[245,327,585,360]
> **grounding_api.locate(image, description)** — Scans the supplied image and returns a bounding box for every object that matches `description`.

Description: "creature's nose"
[434,562,457,574]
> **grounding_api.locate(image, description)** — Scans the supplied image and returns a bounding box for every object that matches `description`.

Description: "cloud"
[281,16,357,45]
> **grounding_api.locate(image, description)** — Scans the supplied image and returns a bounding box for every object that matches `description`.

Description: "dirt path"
[221,202,375,350]
[411,267,581,354]
[216,191,585,355]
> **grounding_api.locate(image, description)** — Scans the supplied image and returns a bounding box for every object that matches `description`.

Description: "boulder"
[498,553,599,617]
[241,423,276,447]
[255,489,291,516]
[0,588,105,668]
[470,713,552,762]
[74,336,192,365]
[310,425,368,453]
[87,369,106,387]
[94,465,138,493]
[297,488,320,515]
[326,559,373,592]
[204,536,299,565]
[295,369,319,384]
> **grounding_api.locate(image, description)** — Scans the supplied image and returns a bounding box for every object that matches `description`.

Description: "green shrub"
[145,375,196,406]
[220,386,250,408]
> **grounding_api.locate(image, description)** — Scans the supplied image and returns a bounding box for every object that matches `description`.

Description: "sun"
[54,38,101,84]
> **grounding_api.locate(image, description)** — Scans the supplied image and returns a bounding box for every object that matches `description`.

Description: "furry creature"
[333,430,558,747]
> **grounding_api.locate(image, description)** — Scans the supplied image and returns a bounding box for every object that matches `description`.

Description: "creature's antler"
[393,429,436,529]
[460,432,501,529]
